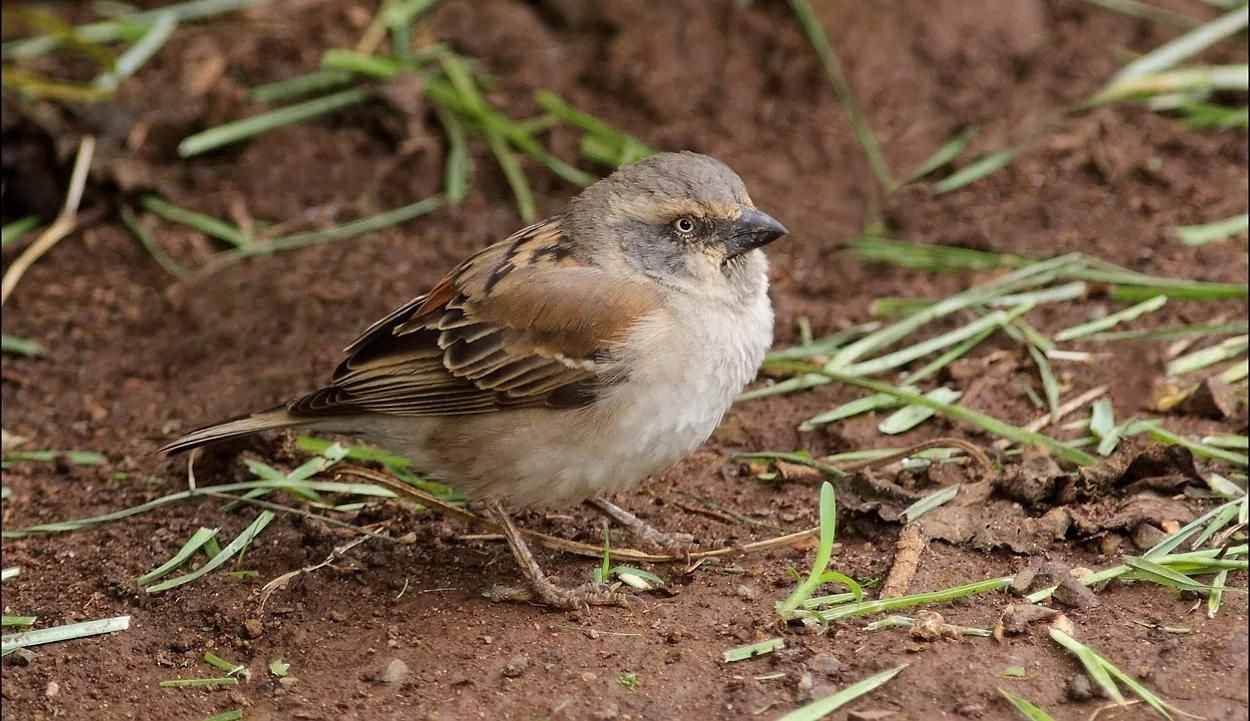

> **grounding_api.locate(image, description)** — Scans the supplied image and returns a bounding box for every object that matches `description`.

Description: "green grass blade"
[93,11,177,91]
[1048,628,1125,704]
[1112,5,1249,82]
[140,195,251,248]
[902,484,961,523]
[1,216,40,247]
[178,87,373,157]
[243,196,443,255]
[722,638,785,663]
[832,253,1079,367]
[822,372,1099,465]
[1,615,37,628]
[1166,335,1248,376]
[1202,435,1249,450]
[120,204,187,277]
[1054,295,1168,341]
[1085,322,1246,342]
[135,527,218,585]
[1138,421,1249,467]
[933,150,1015,194]
[251,69,354,103]
[1,334,46,357]
[999,689,1057,721]
[1175,213,1249,246]
[799,392,904,431]
[3,0,255,60]
[775,665,908,721]
[807,578,1013,621]
[879,387,961,435]
[906,127,976,183]
[1,616,130,655]
[1207,569,1229,618]
[434,104,470,204]
[837,306,1030,377]
[144,512,275,593]
[0,567,19,582]
[159,677,239,688]
[3,450,105,465]
[201,710,243,721]
[1027,345,1061,424]
[788,0,894,191]
[777,482,851,620]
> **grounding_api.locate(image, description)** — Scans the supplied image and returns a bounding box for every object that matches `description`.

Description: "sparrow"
[161,151,788,608]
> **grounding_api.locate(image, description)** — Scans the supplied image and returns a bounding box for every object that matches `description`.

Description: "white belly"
[508,288,774,506]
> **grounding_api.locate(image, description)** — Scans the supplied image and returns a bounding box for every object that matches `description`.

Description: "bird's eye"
[673,217,696,234]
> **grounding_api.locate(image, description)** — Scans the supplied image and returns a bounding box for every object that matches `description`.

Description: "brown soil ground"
[2,1,1248,720]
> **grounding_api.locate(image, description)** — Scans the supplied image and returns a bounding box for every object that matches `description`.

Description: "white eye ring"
[673,217,696,234]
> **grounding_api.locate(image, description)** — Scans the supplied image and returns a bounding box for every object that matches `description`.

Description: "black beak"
[725,207,788,258]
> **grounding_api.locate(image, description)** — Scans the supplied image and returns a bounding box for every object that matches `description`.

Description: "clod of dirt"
[241,618,264,639]
[735,584,761,601]
[996,454,1062,505]
[1057,445,1201,504]
[590,700,620,720]
[378,658,409,686]
[1010,561,1099,608]
[502,654,530,678]
[909,610,961,641]
[1177,378,1247,422]
[1000,603,1061,635]
[1066,673,1095,701]
[806,653,844,677]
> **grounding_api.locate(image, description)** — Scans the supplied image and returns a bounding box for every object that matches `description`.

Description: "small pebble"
[381,658,409,686]
[735,584,760,601]
[241,619,264,639]
[580,671,598,683]
[806,654,844,677]
[45,681,59,698]
[502,654,530,678]
[1066,673,1094,701]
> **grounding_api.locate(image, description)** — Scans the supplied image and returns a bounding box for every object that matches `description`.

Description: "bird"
[161,151,788,608]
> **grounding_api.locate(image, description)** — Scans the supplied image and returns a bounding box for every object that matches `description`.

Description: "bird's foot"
[484,580,631,610]
[585,497,694,554]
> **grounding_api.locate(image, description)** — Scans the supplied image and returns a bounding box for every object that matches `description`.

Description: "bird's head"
[565,151,787,303]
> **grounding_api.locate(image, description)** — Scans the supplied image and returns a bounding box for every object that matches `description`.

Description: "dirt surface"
[3,1,1248,720]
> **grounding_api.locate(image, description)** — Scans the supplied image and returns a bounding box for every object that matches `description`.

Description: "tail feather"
[159,408,310,455]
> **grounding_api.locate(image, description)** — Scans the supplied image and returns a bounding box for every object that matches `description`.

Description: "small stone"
[591,700,620,720]
[585,629,600,640]
[735,584,760,601]
[241,619,264,639]
[910,610,956,641]
[1050,614,1076,637]
[502,654,530,678]
[1132,522,1168,550]
[482,635,493,645]
[1052,574,1100,609]
[848,712,896,721]
[955,703,985,717]
[45,681,59,698]
[10,648,37,666]
[278,677,300,688]
[380,658,409,686]
[1002,604,1060,635]
[806,654,844,677]
[1099,533,1124,557]
[580,671,598,683]
[796,671,814,694]
[329,610,347,623]
[1066,673,1094,701]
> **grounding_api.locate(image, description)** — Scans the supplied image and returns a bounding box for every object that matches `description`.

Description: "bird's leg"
[585,497,694,552]
[486,500,629,610]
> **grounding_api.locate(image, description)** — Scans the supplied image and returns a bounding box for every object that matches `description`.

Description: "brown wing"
[287,218,661,418]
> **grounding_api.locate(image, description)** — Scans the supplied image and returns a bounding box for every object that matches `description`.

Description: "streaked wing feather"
[287,218,660,419]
